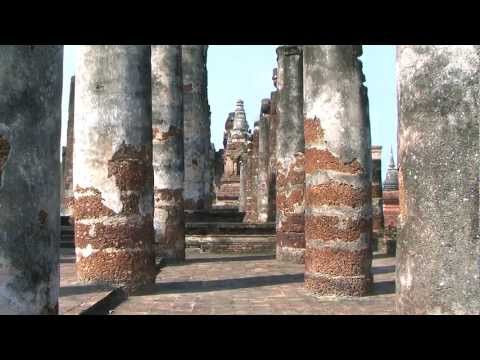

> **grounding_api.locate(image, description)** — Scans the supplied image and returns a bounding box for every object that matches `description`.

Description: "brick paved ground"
[59,248,115,315]
[111,250,396,315]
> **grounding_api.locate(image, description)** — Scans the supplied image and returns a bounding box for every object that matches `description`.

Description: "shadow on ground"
[134,273,304,296]
[60,284,112,297]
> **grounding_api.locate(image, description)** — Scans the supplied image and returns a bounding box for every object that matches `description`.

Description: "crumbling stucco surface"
[0,45,63,314]
[396,45,480,314]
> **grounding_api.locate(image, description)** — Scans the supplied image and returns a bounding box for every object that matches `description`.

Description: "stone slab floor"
[111,249,396,315]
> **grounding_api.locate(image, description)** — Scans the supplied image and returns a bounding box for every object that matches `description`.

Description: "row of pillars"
[0,45,478,314]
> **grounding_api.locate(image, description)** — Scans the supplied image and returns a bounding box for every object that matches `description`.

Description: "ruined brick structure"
[151,45,185,261]
[73,46,156,291]
[275,46,305,264]
[0,45,63,314]
[371,146,384,252]
[182,45,212,210]
[382,149,399,255]
[303,45,373,297]
[61,76,75,219]
[396,45,480,314]
[216,100,249,207]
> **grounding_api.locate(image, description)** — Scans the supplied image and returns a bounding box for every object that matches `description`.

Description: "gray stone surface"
[151,45,185,261]
[257,115,269,223]
[61,75,75,217]
[396,45,480,314]
[275,45,305,263]
[0,45,63,314]
[182,45,211,210]
[73,46,156,290]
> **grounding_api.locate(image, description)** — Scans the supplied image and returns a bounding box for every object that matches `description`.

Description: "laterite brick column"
[151,45,185,261]
[73,46,156,291]
[276,45,305,263]
[0,45,63,314]
[396,45,480,314]
[371,146,384,252]
[182,45,210,210]
[303,45,373,297]
[61,75,75,218]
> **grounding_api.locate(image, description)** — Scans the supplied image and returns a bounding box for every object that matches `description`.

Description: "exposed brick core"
[74,187,115,220]
[304,148,363,175]
[305,247,371,277]
[305,214,369,242]
[153,126,183,142]
[77,249,156,289]
[108,143,150,191]
[75,218,154,249]
[304,117,324,144]
[307,182,369,208]
[304,273,372,297]
[277,188,304,214]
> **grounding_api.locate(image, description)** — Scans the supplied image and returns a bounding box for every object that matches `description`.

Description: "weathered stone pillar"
[257,101,270,223]
[151,45,185,261]
[74,46,156,291]
[276,45,305,263]
[303,45,373,296]
[371,146,384,252]
[244,124,260,223]
[0,45,63,314]
[182,45,210,210]
[396,45,480,314]
[62,75,75,218]
[239,157,247,212]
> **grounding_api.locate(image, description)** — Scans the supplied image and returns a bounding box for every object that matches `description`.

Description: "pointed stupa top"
[233,99,248,132]
[383,146,399,191]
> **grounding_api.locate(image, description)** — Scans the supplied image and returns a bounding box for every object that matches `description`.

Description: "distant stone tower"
[216,100,249,207]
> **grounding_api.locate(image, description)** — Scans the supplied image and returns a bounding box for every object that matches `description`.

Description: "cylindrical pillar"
[182,45,210,210]
[73,46,156,291]
[303,45,373,297]
[151,45,185,262]
[62,75,75,218]
[276,45,305,263]
[0,45,63,314]
[371,146,384,252]
[257,114,270,223]
[396,45,480,314]
[239,158,247,212]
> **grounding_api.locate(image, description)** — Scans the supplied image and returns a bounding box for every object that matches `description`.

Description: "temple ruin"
[0,45,478,315]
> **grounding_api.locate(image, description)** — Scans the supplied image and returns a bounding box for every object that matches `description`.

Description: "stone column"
[276,45,305,263]
[257,104,270,223]
[371,146,384,252]
[62,75,75,219]
[73,46,156,291]
[182,45,210,210]
[303,45,373,297]
[0,45,63,314]
[151,45,185,262]
[239,157,247,212]
[396,45,480,314]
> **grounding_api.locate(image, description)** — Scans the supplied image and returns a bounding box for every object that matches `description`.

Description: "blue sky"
[62,45,397,180]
